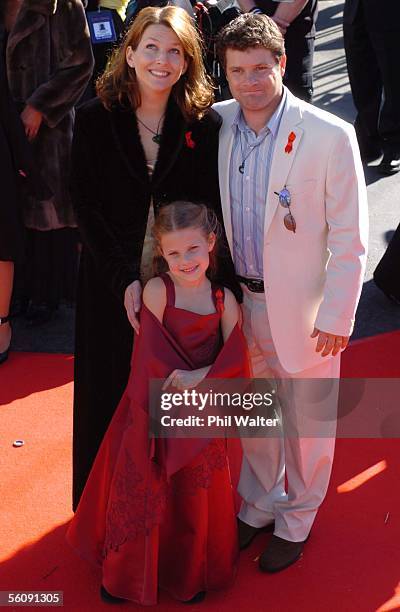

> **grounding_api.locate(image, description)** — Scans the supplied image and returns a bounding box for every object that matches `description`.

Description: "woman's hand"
[21,105,43,141]
[124,280,142,334]
[162,366,211,391]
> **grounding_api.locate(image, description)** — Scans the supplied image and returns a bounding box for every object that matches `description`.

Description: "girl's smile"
[160,227,215,286]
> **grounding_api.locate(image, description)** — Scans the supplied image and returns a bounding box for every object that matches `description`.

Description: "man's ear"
[279,54,287,77]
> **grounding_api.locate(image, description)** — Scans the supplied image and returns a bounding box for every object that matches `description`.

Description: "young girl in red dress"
[66,202,250,605]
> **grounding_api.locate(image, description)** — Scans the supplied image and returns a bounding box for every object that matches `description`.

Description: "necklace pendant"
[239,163,244,174]
[152,134,161,145]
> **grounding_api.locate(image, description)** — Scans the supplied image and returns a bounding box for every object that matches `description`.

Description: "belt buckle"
[248,279,264,292]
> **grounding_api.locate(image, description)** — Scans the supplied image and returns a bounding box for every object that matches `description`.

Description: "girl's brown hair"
[96,6,214,120]
[152,202,221,277]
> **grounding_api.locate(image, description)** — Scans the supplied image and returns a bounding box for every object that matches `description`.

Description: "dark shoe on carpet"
[100,585,127,604]
[237,517,274,550]
[0,315,11,365]
[377,153,400,175]
[182,592,206,604]
[259,535,308,573]
[0,345,10,365]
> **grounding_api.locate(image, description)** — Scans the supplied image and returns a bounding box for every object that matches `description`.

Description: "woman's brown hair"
[96,6,214,120]
[152,202,221,277]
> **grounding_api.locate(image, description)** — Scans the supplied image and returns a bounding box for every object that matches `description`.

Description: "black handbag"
[373,223,400,304]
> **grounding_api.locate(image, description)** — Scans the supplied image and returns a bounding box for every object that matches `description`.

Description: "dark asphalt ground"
[11,0,400,354]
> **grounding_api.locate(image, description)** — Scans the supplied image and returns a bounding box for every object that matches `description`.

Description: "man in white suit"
[214,14,368,572]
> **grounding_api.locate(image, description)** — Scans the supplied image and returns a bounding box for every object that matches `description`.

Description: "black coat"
[344,0,400,27]
[72,96,240,510]
[259,0,318,38]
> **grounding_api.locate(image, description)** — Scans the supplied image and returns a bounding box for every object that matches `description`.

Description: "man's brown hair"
[217,13,285,69]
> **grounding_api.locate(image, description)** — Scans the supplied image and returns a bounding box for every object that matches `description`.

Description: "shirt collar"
[231,87,287,138]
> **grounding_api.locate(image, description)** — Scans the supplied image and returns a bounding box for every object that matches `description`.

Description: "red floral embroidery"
[172,440,227,496]
[102,441,228,556]
[285,131,296,154]
[103,448,167,557]
[185,131,196,149]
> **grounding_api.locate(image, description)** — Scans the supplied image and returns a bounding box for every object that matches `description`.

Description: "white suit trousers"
[238,287,341,542]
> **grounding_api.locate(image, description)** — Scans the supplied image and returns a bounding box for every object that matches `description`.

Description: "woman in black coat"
[72,5,239,510]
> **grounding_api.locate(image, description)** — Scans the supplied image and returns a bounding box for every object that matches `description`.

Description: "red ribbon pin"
[285,131,296,154]
[185,131,196,149]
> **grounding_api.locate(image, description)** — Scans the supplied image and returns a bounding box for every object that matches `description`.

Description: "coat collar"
[6,1,57,58]
[26,0,58,15]
[109,95,188,189]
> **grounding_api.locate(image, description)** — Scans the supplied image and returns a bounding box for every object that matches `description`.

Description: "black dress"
[71,95,240,510]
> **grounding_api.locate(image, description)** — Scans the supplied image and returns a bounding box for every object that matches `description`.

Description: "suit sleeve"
[27,0,94,128]
[314,123,369,336]
[71,110,139,302]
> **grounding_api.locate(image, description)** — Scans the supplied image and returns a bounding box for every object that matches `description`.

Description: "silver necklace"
[136,114,165,145]
[238,128,269,173]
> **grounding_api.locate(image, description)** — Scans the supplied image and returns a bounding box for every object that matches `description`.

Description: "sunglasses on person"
[274,187,296,233]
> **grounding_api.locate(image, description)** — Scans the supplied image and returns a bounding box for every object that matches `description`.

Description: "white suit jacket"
[214,89,369,373]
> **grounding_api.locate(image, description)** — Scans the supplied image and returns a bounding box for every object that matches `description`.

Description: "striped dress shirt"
[229,89,287,279]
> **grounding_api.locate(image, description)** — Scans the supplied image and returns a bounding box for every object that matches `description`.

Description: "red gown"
[66,274,250,605]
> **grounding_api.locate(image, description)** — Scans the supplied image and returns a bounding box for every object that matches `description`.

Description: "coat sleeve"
[192,110,243,303]
[314,123,369,337]
[27,0,94,128]
[71,110,139,302]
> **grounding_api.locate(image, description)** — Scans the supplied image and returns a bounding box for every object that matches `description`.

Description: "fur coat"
[6,0,94,230]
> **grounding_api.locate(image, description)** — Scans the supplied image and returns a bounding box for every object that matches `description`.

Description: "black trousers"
[343,2,400,153]
[284,31,315,103]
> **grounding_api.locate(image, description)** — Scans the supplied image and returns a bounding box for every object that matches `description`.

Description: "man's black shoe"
[237,518,274,550]
[258,535,308,573]
[360,145,382,163]
[377,153,400,175]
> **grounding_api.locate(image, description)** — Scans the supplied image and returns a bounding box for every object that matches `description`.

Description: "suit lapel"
[264,92,304,237]
[217,101,239,251]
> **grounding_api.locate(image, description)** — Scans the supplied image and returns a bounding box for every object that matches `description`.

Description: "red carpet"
[0,334,399,612]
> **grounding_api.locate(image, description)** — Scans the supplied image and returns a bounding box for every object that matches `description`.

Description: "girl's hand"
[124,280,142,333]
[162,366,211,391]
[21,105,43,141]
